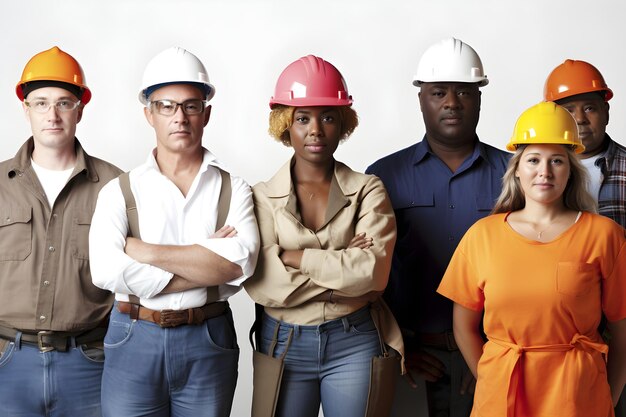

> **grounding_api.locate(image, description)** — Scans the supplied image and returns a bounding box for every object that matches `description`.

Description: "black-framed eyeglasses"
[148,99,209,116]
[24,99,81,113]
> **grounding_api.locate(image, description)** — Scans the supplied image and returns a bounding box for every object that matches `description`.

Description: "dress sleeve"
[437,230,485,312]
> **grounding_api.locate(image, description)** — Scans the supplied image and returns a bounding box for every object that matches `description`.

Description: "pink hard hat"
[269,55,353,109]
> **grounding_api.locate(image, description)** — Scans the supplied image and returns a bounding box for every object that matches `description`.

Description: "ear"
[605,101,610,126]
[478,90,482,110]
[203,105,212,127]
[76,106,84,124]
[144,106,155,127]
[22,101,29,119]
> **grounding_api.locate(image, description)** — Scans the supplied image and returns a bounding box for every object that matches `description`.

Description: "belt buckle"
[158,309,188,328]
[37,331,55,352]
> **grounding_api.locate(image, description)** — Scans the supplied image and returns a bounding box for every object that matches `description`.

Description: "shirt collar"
[8,137,97,182]
[413,135,494,169]
[145,147,225,175]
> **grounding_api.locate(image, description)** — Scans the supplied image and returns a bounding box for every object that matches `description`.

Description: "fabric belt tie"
[0,324,107,352]
[489,334,608,417]
[117,301,228,328]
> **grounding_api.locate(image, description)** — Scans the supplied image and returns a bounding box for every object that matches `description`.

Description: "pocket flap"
[0,206,32,227]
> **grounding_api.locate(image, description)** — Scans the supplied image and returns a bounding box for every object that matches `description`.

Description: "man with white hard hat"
[367,38,510,416]
[89,46,259,416]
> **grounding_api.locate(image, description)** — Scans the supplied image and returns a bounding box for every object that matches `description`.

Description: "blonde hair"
[492,145,597,214]
[268,105,359,146]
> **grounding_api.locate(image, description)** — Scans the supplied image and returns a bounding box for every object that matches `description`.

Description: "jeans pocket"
[104,320,133,349]
[79,345,105,363]
[0,339,15,367]
[205,312,238,351]
[350,318,378,335]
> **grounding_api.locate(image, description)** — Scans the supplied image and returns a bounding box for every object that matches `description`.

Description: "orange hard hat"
[544,59,612,102]
[16,46,91,104]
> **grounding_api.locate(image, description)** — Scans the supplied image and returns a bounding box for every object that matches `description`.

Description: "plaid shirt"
[598,135,626,228]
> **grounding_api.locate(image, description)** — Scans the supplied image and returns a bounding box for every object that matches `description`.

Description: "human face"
[23,86,82,152]
[557,92,609,159]
[515,144,571,207]
[144,84,210,156]
[418,82,481,147]
[288,106,341,166]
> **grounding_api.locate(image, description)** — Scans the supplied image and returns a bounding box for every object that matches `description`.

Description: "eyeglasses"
[24,99,81,113]
[148,99,209,116]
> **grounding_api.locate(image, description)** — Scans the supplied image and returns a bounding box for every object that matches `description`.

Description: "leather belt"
[419,331,459,351]
[0,325,107,352]
[117,301,228,328]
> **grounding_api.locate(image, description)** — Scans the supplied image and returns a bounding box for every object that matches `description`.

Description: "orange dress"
[438,212,626,417]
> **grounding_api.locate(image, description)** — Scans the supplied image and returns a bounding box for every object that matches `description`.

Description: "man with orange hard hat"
[0,46,121,415]
[544,59,626,416]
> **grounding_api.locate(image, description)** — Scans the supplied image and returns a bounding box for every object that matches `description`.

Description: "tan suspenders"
[118,168,231,306]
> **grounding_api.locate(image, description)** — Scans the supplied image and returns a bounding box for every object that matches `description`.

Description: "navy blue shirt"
[366,137,510,336]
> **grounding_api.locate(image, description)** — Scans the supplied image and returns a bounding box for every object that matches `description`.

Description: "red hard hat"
[269,55,352,109]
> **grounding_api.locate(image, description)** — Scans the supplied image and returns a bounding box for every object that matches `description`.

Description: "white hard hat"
[412,38,488,87]
[138,46,216,104]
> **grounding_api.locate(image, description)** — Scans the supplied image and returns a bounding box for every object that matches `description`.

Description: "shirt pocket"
[556,262,599,297]
[0,205,32,261]
[392,193,434,211]
[71,210,92,260]
[475,195,495,212]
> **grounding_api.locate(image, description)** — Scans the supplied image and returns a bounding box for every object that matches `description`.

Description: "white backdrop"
[3,1,625,415]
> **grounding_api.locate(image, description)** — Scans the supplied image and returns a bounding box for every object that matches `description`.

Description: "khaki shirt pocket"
[71,210,92,260]
[556,262,598,297]
[0,205,32,261]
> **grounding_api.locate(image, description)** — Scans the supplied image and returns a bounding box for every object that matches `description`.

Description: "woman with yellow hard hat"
[437,101,626,416]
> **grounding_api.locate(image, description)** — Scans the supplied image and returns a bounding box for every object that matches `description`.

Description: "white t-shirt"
[31,159,74,207]
[580,153,604,203]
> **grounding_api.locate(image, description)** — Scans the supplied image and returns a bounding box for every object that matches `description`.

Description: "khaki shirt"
[0,138,122,332]
[244,159,404,368]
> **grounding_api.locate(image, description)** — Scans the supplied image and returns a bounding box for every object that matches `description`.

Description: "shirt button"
[39,315,46,322]
[448,236,454,241]
[43,281,50,286]
[48,246,55,252]
[52,213,58,219]
[5,217,10,222]
[449,204,455,209]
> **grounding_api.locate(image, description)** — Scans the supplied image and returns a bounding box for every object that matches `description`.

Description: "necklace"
[296,183,315,200]
[529,216,561,240]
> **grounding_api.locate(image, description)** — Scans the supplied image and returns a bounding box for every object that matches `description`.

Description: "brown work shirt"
[0,138,122,332]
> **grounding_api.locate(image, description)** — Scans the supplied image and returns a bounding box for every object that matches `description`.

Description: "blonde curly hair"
[268,105,359,146]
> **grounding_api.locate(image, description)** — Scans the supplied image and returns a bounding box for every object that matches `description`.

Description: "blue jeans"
[102,303,239,417]
[260,306,382,417]
[0,333,104,417]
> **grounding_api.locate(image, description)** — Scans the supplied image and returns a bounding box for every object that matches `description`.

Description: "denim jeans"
[260,306,382,417]
[101,303,239,417]
[0,334,104,417]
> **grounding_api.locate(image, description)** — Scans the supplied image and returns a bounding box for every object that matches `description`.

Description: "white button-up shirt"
[89,148,259,310]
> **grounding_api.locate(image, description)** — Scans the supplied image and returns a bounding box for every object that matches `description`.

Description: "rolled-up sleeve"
[89,178,173,298]
[195,175,259,287]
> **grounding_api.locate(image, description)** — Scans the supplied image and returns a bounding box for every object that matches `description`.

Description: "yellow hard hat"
[507,102,584,153]
[16,46,91,104]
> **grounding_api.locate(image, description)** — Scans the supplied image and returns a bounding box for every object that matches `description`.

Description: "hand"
[347,232,373,249]
[405,350,446,382]
[280,249,303,269]
[210,225,237,238]
[460,367,476,395]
